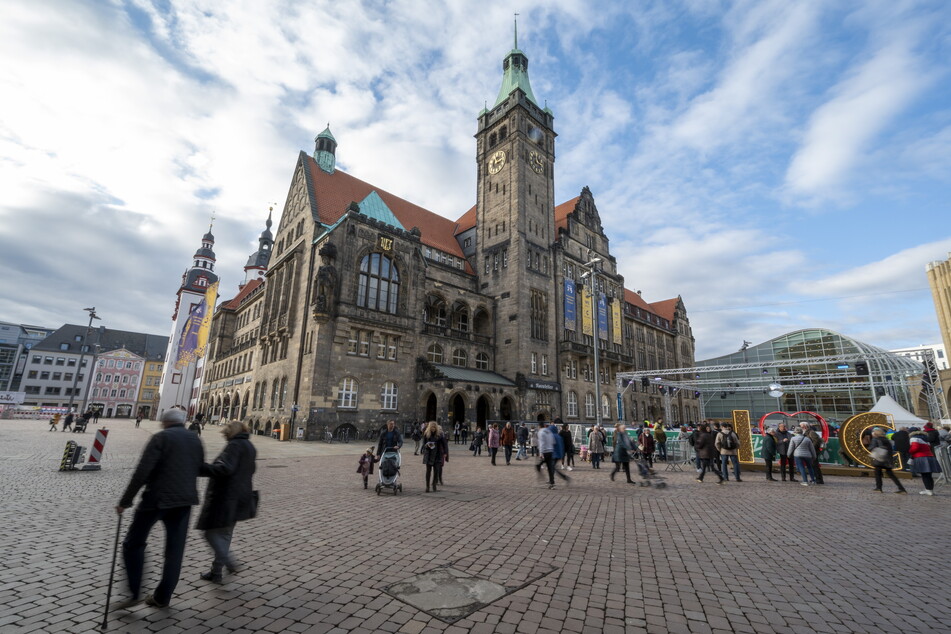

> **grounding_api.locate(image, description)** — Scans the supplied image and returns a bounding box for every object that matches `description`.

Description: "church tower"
[157,224,220,416]
[314,124,337,174]
[242,208,274,288]
[475,24,558,382]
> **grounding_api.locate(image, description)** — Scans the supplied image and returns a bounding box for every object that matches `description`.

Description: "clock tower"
[475,30,558,384]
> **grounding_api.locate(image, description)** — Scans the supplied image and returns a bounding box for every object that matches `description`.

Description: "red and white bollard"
[80,427,108,471]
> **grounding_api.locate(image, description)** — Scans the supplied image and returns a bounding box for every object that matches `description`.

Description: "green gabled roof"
[357,191,404,230]
[493,49,538,108]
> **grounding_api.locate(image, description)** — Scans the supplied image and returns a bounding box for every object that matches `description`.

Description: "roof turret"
[493,18,538,108]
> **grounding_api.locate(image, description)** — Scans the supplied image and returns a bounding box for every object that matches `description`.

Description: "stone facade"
[198,43,698,437]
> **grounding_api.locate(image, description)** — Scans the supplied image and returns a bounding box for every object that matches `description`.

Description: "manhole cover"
[385,549,556,623]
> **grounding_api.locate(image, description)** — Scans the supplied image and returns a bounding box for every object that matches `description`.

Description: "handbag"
[870,447,890,466]
[249,490,260,519]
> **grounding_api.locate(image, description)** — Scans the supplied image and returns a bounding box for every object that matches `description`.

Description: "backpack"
[721,432,737,451]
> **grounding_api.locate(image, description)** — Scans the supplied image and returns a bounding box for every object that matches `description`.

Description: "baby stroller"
[375,447,402,495]
[72,417,89,433]
[634,455,666,488]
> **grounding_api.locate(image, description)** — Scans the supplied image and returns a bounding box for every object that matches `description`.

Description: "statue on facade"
[313,242,339,322]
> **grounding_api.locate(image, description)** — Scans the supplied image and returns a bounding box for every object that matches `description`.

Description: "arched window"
[271,379,280,409]
[357,253,399,314]
[567,391,578,418]
[452,349,468,367]
[427,344,443,364]
[601,394,611,420]
[451,302,469,331]
[584,393,595,419]
[381,382,398,410]
[475,353,489,370]
[425,296,447,326]
[338,378,358,408]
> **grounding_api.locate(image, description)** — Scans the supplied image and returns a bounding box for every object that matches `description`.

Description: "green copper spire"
[316,123,336,142]
[492,21,538,109]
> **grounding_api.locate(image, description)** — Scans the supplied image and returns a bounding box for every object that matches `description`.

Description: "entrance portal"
[450,394,466,426]
[499,397,513,421]
[476,396,489,427]
[425,393,437,421]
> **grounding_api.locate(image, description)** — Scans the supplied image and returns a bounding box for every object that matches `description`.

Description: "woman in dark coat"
[197,420,257,583]
[693,423,723,484]
[762,427,779,481]
[868,428,906,494]
[610,423,635,484]
[421,421,448,492]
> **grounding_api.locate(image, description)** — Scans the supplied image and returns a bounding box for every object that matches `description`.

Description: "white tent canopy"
[869,395,929,428]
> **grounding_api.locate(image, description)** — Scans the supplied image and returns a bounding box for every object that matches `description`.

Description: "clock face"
[488,150,506,174]
[529,150,544,174]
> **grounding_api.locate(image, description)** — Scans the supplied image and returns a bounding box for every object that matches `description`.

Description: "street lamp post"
[66,307,100,414]
[581,258,603,427]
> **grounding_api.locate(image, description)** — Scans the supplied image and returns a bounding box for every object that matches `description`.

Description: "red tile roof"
[305,154,466,260]
[221,279,263,310]
[624,288,655,314]
[554,196,581,233]
[650,297,680,322]
[454,205,476,235]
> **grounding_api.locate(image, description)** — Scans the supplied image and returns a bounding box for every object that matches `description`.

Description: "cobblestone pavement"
[1,419,949,634]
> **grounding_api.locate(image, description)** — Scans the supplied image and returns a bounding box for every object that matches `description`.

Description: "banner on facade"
[581,286,593,336]
[564,279,576,331]
[0,391,25,405]
[617,393,624,421]
[611,298,622,344]
[175,282,219,368]
[598,293,608,340]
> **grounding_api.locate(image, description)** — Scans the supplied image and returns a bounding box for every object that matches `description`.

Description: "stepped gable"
[222,279,263,311]
[304,153,464,260]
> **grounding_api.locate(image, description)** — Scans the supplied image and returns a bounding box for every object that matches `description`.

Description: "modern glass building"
[696,329,923,425]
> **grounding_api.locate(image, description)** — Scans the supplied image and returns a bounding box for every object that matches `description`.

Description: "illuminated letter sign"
[838,412,902,469]
[731,410,755,464]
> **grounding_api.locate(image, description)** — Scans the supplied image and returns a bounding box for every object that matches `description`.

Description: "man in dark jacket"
[113,409,204,609]
[801,422,825,484]
[762,427,779,481]
[377,419,403,457]
[890,428,910,472]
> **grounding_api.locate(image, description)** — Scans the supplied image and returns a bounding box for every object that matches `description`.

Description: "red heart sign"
[759,411,830,443]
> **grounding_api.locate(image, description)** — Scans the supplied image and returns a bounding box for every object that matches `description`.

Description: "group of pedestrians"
[111,409,257,612]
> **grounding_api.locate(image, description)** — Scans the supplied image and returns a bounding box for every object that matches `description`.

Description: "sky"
[1,0,950,360]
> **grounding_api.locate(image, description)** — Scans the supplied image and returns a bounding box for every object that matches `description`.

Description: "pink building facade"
[88,348,145,418]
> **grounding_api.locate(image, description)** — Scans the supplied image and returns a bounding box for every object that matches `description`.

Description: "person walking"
[653,422,668,462]
[529,426,539,457]
[558,422,575,471]
[610,423,636,484]
[376,419,403,457]
[535,422,568,489]
[869,428,907,494]
[801,422,824,484]
[515,423,529,460]
[693,423,724,484]
[411,423,422,455]
[188,419,202,436]
[112,409,204,610]
[762,427,779,481]
[638,427,655,469]
[62,412,74,432]
[501,422,516,465]
[716,422,742,482]
[357,447,376,489]
[421,421,449,492]
[196,420,257,584]
[471,427,484,456]
[588,424,606,469]
[891,427,911,472]
[487,423,500,466]
[788,428,817,486]
[909,428,941,496]
[775,422,797,482]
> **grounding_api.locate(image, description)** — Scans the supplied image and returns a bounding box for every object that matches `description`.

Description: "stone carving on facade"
[312,242,339,322]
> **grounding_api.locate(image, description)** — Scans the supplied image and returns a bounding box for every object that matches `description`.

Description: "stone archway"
[536,410,550,422]
[499,396,514,421]
[424,392,437,421]
[476,395,490,427]
[450,393,466,427]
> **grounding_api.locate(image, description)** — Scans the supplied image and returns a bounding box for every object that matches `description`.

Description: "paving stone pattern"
[0,420,948,633]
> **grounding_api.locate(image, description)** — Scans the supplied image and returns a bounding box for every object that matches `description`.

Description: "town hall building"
[198,40,699,439]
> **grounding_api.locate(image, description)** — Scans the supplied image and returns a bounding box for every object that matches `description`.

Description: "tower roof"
[493,48,538,108]
[315,124,336,143]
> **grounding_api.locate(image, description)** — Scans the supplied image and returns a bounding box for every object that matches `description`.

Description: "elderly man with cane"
[111,409,204,610]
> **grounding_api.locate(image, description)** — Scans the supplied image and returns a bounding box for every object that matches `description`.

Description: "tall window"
[381,382,398,410]
[357,253,399,313]
[567,391,578,418]
[338,378,358,408]
[271,379,280,409]
[427,344,443,364]
[531,352,537,374]
[475,352,489,370]
[541,354,549,375]
[585,393,595,419]
[601,394,611,419]
[530,289,548,340]
[452,349,468,367]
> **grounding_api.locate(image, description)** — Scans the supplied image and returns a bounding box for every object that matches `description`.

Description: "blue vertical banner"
[597,293,608,339]
[616,393,624,421]
[564,279,576,331]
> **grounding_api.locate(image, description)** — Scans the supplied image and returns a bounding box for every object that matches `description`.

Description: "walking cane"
[101,513,122,631]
